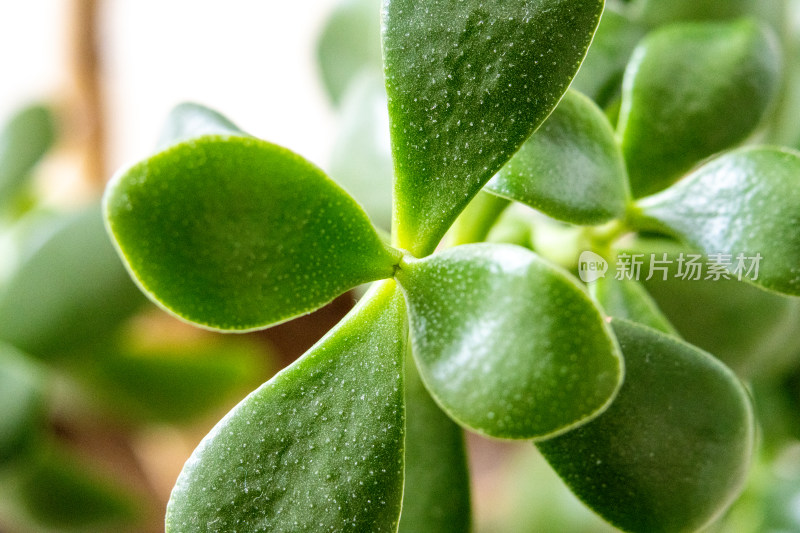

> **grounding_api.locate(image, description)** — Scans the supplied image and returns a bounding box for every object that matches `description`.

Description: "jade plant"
[102,0,800,532]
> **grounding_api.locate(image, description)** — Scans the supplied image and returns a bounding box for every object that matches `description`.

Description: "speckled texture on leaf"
[383,0,604,256]
[398,357,471,533]
[395,243,623,440]
[486,89,629,225]
[104,136,401,331]
[618,18,780,197]
[633,147,800,296]
[166,281,406,533]
[538,319,755,533]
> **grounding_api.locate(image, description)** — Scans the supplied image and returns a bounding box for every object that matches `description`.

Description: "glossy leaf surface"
[105,136,401,331]
[0,344,44,466]
[383,0,604,255]
[486,90,629,225]
[317,0,383,105]
[634,147,800,296]
[0,207,145,359]
[538,319,755,533]
[166,281,406,532]
[398,355,471,533]
[396,244,623,439]
[588,276,676,335]
[0,104,55,208]
[618,18,780,197]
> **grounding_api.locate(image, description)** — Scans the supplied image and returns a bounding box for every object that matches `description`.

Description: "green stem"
[446,191,510,248]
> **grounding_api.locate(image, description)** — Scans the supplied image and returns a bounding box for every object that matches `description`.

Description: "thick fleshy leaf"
[317,0,383,105]
[329,72,394,231]
[486,90,629,225]
[538,319,755,533]
[398,355,471,533]
[0,207,145,359]
[156,102,245,149]
[0,104,55,208]
[0,344,45,467]
[588,276,677,335]
[395,243,623,439]
[79,338,268,424]
[618,18,780,197]
[104,135,401,331]
[166,280,406,532]
[632,147,800,296]
[571,9,645,106]
[383,0,604,256]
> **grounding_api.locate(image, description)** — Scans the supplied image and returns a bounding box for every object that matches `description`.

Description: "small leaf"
[538,319,755,533]
[486,90,629,225]
[395,243,623,440]
[329,72,394,231]
[0,207,145,359]
[166,280,406,532]
[79,338,268,424]
[0,344,45,467]
[571,9,645,106]
[632,147,800,296]
[11,445,141,531]
[0,104,56,208]
[317,0,383,105]
[105,135,401,331]
[383,0,604,256]
[588,276,677,335]
[618,18,780,197]
[399,355,471,533]
[156,102,245,149]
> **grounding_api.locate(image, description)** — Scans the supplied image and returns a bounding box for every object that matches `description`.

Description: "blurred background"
[2,1,800,532]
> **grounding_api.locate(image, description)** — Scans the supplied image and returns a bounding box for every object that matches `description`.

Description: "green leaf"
[0,344,45,467]
[395,243,623,439]
[447,190,509,246]
[0,104,56,209]
[399,355,471,533]
[571,9,645,107]
[632,147,800,296]
[383,0,604,256]
[588,276,677,335]
[486,90,629,225]
[10,445,141,532]
[637,0,758,27]
[329,72,394,231]
[0,207,145,359]
[538,319,755,533]
[317,0,383,105]
[166,280,406,532]
[618,18,780,197]
[79,337,268,424]
[157,102,245,149]
[104,135,401,331]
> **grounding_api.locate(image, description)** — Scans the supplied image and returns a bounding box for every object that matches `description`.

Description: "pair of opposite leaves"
[104,2,796,532]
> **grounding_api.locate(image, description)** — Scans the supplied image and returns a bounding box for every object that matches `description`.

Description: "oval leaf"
[537,319,755,533]
[588,276,677,335]
[486,90,629,225]
[633,147,800,296]
[157,102,245,150]
[383,0,604,256]
[0,104,55,208]
[166,281,407,532]
[104,135,401,331]
[0,207,145,359]
[618,18,780,197]
[399,356,471,533]
[395,243,623,440]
